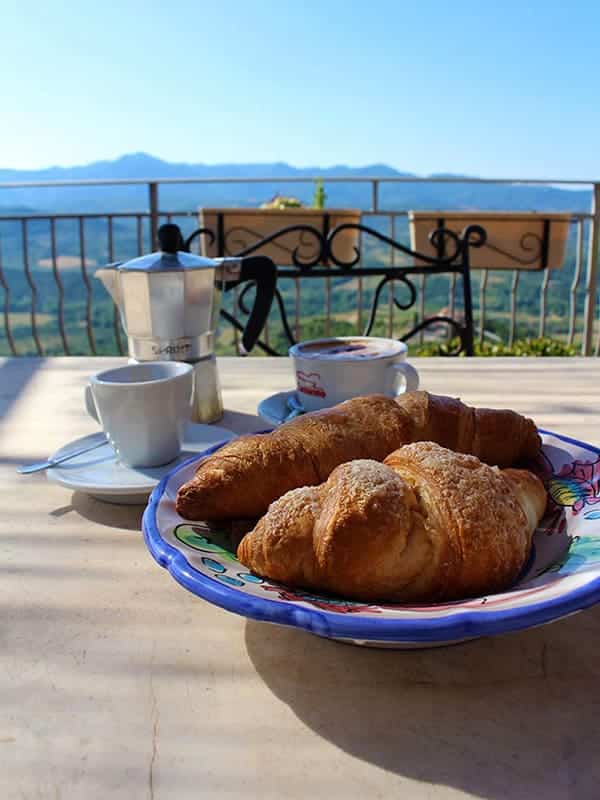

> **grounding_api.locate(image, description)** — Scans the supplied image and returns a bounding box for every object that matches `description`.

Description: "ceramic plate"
[47,423,236,505]
[257,390,304,426]
[142,430,600,647]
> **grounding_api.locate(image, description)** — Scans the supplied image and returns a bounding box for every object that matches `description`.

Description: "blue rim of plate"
[142,429,600,643]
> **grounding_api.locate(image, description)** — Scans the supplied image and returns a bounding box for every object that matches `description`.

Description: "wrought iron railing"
[0,176,598,357]
[185,217,483,357]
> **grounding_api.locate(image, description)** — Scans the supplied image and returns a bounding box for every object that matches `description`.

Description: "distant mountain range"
[0,152,592,215]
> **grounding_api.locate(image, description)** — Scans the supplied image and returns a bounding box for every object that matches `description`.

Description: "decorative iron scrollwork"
[185,227,216,252]
[327,222,469,269]
[363,275,417,336]
[483,231,543,266]
[227,224,326,269]
[190,215,486,357]
[461,223,487,250]
[196,223,327,269]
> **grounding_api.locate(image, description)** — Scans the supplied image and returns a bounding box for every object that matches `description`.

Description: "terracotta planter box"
[198,208,361,265]
[409,211,572,270]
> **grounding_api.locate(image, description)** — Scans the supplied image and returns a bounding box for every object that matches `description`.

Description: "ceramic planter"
[409,211,572,270]
[198,208,361,266]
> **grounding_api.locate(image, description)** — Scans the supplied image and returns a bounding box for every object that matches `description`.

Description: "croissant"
[175,391,541,522]
[237,442,547,603]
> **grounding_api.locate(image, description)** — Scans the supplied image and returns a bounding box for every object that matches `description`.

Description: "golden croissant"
[176,391,541,522]
[237,442,547,604]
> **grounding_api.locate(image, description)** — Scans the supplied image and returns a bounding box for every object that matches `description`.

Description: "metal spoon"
[282,393,305,423]
[17,436,109,474]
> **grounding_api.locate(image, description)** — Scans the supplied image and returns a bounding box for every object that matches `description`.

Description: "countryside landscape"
[0,153,592,357]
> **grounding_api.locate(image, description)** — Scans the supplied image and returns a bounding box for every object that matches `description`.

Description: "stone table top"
[1,356,599,800]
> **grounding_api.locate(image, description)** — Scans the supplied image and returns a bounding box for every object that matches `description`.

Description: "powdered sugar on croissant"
[237,442,547,603]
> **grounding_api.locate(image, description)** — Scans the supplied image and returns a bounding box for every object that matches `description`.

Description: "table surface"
[2,357,600,800]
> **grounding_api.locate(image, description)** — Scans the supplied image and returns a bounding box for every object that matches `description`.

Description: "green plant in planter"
[260,183,327,210]
[260,194,304,209]
[313,179,327,210]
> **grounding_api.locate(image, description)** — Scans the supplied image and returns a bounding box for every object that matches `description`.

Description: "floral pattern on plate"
[142,430,600,647]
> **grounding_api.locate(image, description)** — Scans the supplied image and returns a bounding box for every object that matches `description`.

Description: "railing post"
[148,182,159,250]
[583,182,600,355]
[371,180,379,212]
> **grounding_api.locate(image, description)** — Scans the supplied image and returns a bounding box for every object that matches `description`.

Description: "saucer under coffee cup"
[288,336,419,412]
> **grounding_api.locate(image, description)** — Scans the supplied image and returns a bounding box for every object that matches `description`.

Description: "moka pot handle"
[224,256,277,353]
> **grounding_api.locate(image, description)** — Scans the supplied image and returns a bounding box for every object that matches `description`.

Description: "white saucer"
[47,423,236,505]
[257,390,306,426]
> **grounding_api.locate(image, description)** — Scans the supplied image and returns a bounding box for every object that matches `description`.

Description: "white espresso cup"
[84,362,194,468]
[289,336,420,412]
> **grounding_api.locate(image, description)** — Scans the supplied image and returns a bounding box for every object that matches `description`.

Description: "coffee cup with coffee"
[84,362,194,468]
[289,336,419,412]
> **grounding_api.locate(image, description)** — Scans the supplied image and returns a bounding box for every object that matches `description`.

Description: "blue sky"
[2,0,599,178]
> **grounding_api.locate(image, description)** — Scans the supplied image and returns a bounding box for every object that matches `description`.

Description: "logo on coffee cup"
[296,371,326,398]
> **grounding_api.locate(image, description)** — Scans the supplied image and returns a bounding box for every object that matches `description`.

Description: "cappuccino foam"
[296,339,398,360]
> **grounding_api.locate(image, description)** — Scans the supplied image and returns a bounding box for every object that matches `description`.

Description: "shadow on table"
[245,609,600,799]
[50,490,145,531]
[0,357,46,421]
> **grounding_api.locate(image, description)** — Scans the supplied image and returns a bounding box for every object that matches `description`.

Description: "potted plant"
[198,181,360,266]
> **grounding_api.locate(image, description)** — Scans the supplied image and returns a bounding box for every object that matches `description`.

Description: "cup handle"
[84,383,100,423]
[389,361,420,396]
